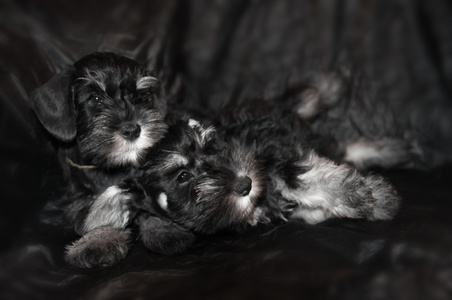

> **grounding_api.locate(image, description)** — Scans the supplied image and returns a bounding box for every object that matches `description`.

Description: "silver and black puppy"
[29,52,168,266]
[68,107,400,268]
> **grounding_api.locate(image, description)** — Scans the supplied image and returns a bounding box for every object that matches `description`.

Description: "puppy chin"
[108,133,155,167]
[231,195,259,227]
[235,173,265,225]
[231,185,264,226]
[234,195,253,213]
[106,148,146,167]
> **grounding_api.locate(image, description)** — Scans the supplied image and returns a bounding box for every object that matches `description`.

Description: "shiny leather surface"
[1,1,452,299]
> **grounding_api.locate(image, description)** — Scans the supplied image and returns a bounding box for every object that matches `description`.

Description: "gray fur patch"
[344,138,418,170]
[82,186,131,234]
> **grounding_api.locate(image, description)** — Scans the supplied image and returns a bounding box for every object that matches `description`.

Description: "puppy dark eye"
[139,90,153,100]
[176,171,192,184]
[204,141,220,155]
[88,95,103,105]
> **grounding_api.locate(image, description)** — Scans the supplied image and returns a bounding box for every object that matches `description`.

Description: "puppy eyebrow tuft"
[162,153,189,171]
[136,76,158,90]
[80,69,107,91]
[188,119,216,148]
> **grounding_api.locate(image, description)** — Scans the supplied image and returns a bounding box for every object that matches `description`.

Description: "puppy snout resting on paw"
[73,108,400,267]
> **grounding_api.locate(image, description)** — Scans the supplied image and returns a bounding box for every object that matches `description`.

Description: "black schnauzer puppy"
[69,105,400,268]
[29,52,168,265]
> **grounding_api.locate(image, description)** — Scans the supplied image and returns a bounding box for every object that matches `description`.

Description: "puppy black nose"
[234,176,252,196]
[120,123,141,141]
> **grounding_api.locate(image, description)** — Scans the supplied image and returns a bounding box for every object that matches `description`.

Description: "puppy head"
[130,119,266,234]
[30,52,168,167]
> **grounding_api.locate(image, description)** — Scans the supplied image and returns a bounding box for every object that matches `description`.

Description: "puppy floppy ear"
[138,214,196,255]
[29,68,77,142]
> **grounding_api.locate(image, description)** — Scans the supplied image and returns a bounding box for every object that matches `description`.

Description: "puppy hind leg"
[343,138,419,170]
[277,151,401,224]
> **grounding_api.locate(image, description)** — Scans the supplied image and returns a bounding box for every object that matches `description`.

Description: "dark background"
[1,1,452,299]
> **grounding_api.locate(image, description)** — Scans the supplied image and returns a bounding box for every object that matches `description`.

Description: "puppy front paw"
[65,227,130,268]
[138,215,196,255]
